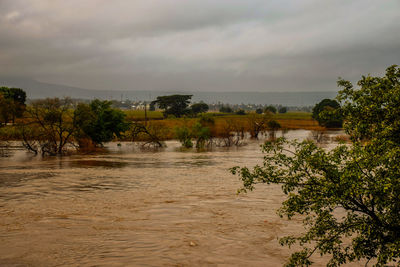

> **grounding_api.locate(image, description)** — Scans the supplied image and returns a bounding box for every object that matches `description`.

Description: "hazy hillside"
[0,77,337,106]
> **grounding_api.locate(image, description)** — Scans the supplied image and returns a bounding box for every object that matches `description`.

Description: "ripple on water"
[0,130,360,266]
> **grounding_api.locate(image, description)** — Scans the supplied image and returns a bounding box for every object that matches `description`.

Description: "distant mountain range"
[0,77,338,106]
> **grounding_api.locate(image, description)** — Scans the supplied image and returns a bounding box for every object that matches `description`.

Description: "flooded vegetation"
[1,0,399,264]
[0,130,357,267]
[2,67,400,265]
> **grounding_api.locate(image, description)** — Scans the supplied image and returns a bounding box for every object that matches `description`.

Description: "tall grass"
[124,110,163,121]
[272,112,312,120]
[120,112,323,141]
[0,125,23,140]
[0,111,324,142]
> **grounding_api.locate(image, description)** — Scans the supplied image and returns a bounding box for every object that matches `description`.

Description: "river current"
[0,130,362,266]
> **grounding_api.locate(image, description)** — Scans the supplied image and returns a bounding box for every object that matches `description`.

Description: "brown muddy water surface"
[0,130,362,266]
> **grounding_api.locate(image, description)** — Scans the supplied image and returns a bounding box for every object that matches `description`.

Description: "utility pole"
[144,101,148,127]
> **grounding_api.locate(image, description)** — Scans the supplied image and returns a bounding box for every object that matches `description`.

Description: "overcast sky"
[0,0,399,92]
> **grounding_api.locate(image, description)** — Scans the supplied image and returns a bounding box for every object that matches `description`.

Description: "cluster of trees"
[2,87,349,157]
[174,112,281,149]
[150,95,209,118]
[74,100,129,146]
[150,94,288,118]
[2,90,287,154]
[21,98,128,155]
[220,104,288,114]
[0,87,26,126]
[174,115,214,149]
[219,105,233,113]
[232,65,400,266]
[264,105,287,114]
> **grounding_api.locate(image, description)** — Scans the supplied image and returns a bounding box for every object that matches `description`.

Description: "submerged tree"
[21,98,129,154]
[23,98,77,155]
[216,118,245,147]
[247,113,272,139]
[174,124,193,148]
[75,99,129,147]
[130,121,168,148]
[231,65,400,266]
[173,115,214,149]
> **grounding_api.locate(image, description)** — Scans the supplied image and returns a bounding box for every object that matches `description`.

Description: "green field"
[124,110,164,120]
[272,112,312,120]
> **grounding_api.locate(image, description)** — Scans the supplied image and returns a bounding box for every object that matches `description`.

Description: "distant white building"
[131,103,150,110]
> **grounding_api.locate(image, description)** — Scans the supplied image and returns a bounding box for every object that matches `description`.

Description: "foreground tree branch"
[231,65,400,266]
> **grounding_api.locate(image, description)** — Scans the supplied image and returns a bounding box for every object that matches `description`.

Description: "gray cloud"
[0,0,399,92]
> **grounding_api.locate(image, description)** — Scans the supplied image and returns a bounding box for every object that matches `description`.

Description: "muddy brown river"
[0,130,363,266]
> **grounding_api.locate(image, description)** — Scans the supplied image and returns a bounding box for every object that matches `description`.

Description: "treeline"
[1,87,340,156]
[17,98,129,155]
[0,91,286,155]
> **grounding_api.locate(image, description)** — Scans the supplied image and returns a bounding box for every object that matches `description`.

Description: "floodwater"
[0,130,361,267]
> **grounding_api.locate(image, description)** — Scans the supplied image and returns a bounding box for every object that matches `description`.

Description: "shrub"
[235,109,246,115]
[264,105,277,114]
[174,125,193,148]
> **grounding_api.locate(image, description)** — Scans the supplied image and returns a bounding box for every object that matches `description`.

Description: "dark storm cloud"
[0,0,399,91]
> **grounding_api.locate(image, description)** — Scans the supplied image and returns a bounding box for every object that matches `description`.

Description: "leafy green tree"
[219,105,233,113]
[255,108,263,114]
[75,99,129,146]
[278,106,287,114]
[0,87,26,124]
[151,94,192,118]
[190,102,209,116]
[265,105,277,114]
[232,65,400,266]
[337,64,400,143]
[0,87,12,98]
[191,121,211,148]
[174,125,193,148]
[174,115,214,149]
[312,99,343,128]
